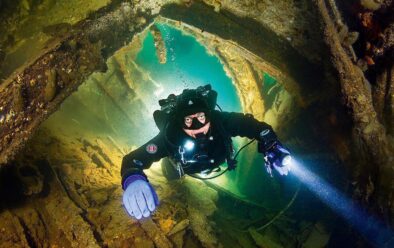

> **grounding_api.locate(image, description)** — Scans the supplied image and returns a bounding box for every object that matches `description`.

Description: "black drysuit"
[120,110,275,187]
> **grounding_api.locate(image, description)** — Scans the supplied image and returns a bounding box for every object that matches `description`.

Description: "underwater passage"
[0,1,393,248]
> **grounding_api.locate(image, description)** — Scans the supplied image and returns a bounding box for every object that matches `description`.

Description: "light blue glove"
[122,174,159,219]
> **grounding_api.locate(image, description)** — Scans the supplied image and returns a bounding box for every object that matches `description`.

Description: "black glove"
[257,129,292,176]
[258,128,278,152]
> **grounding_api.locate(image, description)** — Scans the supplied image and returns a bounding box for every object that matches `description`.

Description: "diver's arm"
[217,111,291,176]
[120,132,167,189]
[121,133,166,219]
[216,111,276,145]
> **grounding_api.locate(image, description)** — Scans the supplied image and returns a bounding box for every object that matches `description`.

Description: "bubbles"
[160,24,183,78]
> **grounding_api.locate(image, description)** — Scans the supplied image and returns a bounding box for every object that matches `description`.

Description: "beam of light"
[289,159,393,248]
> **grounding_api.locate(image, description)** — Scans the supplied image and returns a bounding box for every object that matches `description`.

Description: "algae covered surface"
[0,16,337,247]
[0,0,112,79]
[2,0,391,247]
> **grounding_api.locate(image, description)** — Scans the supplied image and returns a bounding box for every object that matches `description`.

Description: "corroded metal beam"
[0,2,155,165]
[316,0,394,221]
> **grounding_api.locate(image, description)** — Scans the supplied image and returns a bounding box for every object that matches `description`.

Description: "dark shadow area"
[0,158,53,210]
[0,163,26,209]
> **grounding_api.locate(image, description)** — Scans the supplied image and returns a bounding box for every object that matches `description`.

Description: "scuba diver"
[121,85,292,220]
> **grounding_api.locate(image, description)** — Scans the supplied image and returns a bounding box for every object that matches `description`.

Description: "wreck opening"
[39,17,303,208]
[1,1,393,247]
[3,14,343,247]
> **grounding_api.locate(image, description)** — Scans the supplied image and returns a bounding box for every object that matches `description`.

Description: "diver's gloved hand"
[122,174,159,220]
[264,142,292,177]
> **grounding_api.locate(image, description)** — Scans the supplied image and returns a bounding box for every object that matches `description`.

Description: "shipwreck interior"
[0,0,393,248]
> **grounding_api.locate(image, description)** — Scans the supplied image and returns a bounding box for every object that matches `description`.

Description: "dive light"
[263,142,292,177]
[184,140,195,151]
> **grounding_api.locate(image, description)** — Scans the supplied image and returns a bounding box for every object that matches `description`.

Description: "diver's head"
[182,111,211,138]
[176,90,211,138]
[184,112,207,129]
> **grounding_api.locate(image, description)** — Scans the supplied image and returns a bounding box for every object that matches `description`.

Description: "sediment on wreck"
[1,0,392,247]
[315,0,394,226]
[0,2,335,247]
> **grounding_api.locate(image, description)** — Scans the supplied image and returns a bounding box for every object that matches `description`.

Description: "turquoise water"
[48,22,287,207]
[135,23,261,196]
[135,23,242,113]
[134,23,287,207]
